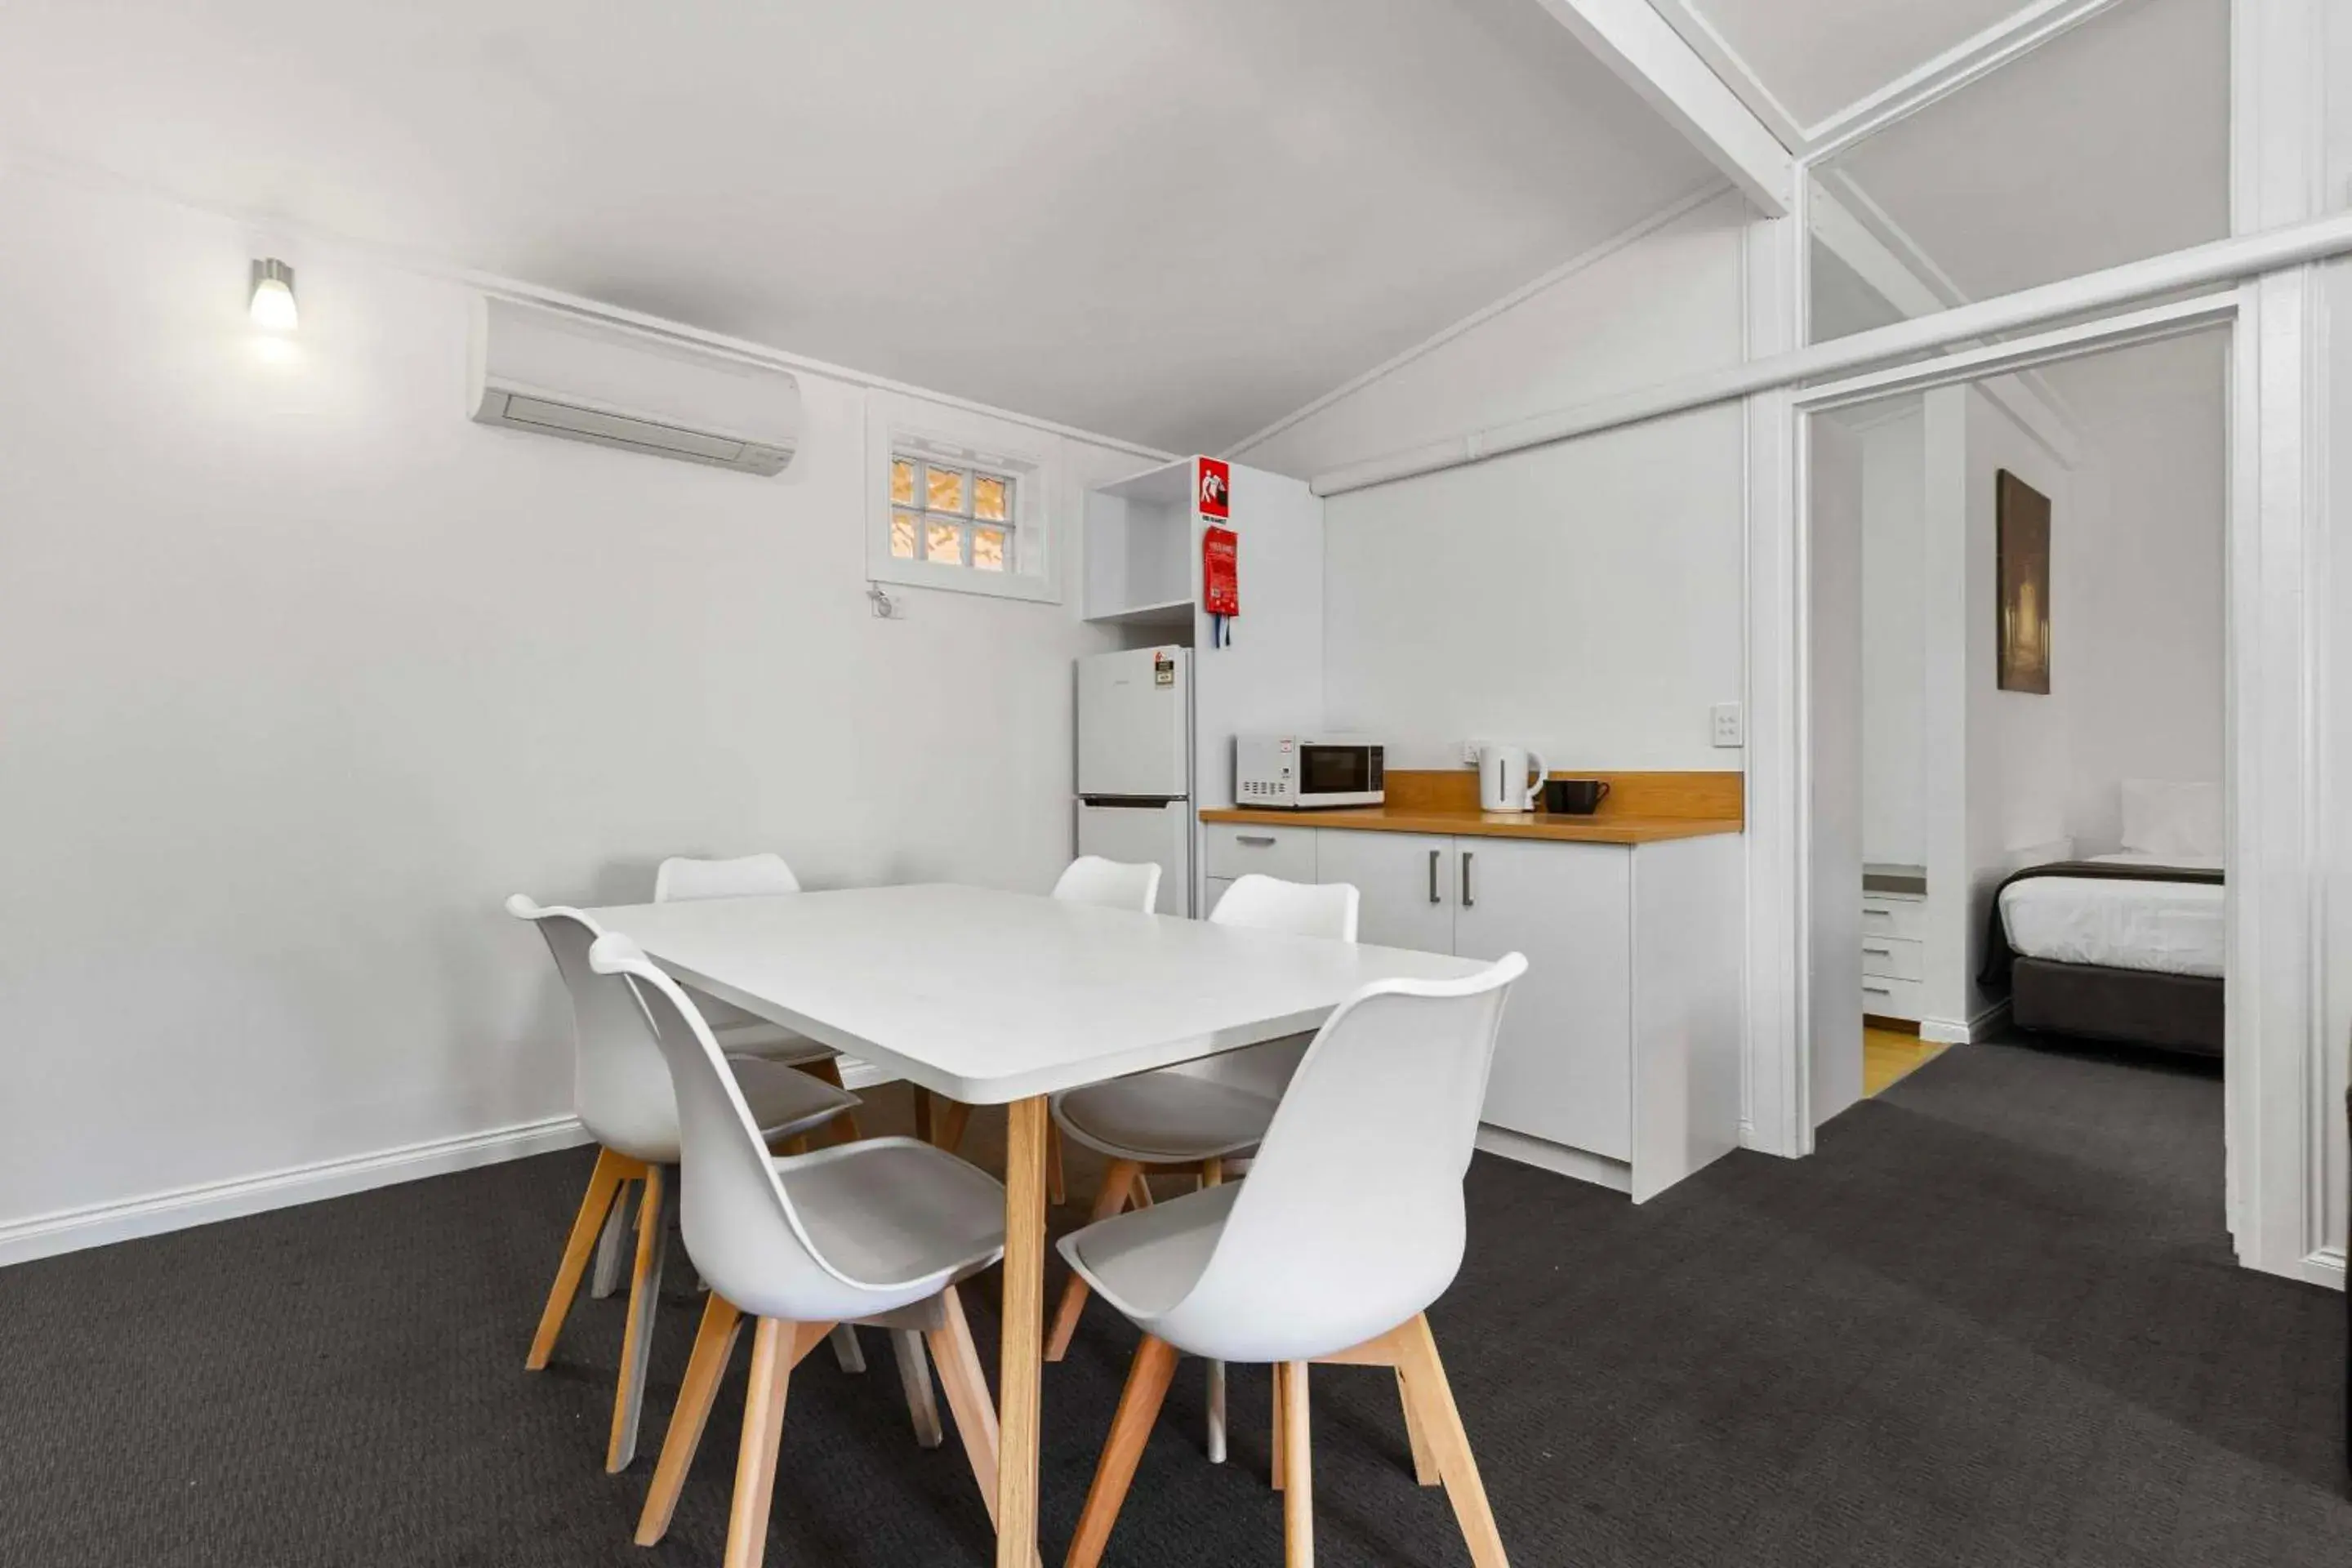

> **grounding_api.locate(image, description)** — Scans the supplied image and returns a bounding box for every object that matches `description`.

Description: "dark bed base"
[2009,956,2224,1058]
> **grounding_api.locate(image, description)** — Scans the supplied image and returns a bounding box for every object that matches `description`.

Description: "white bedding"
[1997,853,2225,979]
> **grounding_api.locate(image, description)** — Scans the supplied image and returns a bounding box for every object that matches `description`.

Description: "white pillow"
[2119,780,2222,861]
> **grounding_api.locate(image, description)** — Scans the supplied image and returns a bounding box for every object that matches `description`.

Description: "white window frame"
[866,393,1064,604]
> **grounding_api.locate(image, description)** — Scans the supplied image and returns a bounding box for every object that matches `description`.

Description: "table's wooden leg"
[996,1095,1049,1568]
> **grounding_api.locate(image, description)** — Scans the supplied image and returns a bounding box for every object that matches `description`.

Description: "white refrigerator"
[1076,646,1194,917]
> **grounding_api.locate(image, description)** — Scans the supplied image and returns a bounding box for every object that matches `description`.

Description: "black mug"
[1544,778,1610,815]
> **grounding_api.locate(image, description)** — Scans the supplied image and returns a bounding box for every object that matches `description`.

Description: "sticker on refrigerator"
[1154,652,1174,687]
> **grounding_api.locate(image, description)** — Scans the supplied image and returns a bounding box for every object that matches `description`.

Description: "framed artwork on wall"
[1997,469,2051,694]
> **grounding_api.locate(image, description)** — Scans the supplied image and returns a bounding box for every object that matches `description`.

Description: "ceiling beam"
[1530,0,1795,217]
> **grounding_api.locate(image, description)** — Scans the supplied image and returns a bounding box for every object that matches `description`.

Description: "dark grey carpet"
[2,1040,2345,1566]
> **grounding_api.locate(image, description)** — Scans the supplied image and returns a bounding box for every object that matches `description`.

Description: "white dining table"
[586,882,1488,1567]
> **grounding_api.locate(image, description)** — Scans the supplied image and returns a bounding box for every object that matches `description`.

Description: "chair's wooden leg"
[1046,1123,1067,1205]
[606,1164,670,1473]
[1064,1334,1178,1568]
[636,1291,746,1545]
[1396,1368,1441,1486]
[527,1147,632,1369]
[1045,1158,1141,1362]
[591,1172,638,1298]
[938,1099,973,1156]
[926,1285,1003,1524]
[995,1096,1049,1568]
[1129,1170,1154,1209]
[1201,1156,1227,1464]
[1395,1316,1507,1568]
[804,1056,863,1143]
[914,1086,938,1145]
[829,1323,867,1374]
[1271,1361,1286,1491]
[1281,1360,1313,1566]
[722,1317,796,1568]
[893,1328,945,1449]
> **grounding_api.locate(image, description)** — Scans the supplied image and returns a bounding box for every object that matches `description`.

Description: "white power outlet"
[1710,702,1744,748]
[1459,739,1482,766]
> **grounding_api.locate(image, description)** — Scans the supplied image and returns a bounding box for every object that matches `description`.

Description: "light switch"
[1711,702,1744,748]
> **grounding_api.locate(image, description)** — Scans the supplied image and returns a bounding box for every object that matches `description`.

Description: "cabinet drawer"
[1860,974,1924,1020]
[1860,934,1923,982]
[1859,895,1928,943]
[1203,823,1316,883]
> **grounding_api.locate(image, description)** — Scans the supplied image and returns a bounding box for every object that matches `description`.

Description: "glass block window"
[892,454,1016,574]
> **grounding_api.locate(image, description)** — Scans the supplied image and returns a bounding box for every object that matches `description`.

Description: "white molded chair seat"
[656,853,837,1068]
[1052,1075,1277,1165]
[768,1138,1006,1302]
[688,1055,858,1164]
[1062,1180,1242,1322]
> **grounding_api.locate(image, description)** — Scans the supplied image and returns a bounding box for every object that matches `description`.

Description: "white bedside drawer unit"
[1860,935,1923,982]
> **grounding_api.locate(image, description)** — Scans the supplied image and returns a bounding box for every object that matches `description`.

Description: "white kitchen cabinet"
[1312,828,1455,956]
[1307,826,1741,1202]
[1452,840,1634,1164]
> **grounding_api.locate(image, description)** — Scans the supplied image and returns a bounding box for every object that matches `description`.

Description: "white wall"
[1904,337,2224,1031]
[1810,417,1865,1125]
[2319,0,2352,1265]
[2048,335,2228,853]
[1230,190,1752,770]
[1855,402,1927,867]
[0,168,1152,1244]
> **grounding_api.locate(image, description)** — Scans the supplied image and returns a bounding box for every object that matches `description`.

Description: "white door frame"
[1766,279,2340,1287]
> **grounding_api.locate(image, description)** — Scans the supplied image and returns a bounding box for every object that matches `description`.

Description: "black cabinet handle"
[1460,851,1474,908]
[1428,849,1440,904]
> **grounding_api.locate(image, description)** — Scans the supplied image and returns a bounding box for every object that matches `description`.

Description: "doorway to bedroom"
[1803,322,2231,1145]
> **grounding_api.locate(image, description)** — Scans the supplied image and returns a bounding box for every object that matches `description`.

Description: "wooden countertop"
[1199,803,1740,844]
[1200,768,1744,845]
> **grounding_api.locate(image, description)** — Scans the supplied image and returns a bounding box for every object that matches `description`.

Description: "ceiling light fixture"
[249,258,299,331]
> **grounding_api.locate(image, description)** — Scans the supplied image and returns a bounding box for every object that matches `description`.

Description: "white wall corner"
[2224,0,2336,1285]
[1743,207,1807,1156]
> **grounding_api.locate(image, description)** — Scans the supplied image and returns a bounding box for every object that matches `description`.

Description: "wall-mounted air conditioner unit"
[468,296,800,476]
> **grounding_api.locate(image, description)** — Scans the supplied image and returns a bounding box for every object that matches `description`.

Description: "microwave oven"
[1234,736,1386,809]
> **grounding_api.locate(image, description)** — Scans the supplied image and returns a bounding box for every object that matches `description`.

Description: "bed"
[1979,782,2225,1057]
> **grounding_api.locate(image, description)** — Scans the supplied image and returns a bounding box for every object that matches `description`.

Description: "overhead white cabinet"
[1300,824,1741,1200]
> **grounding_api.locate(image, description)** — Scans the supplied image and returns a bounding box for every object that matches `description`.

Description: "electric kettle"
[1476,743,1548,813]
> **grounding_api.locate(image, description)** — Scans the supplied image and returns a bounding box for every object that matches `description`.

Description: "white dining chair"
[653,853,856,1092]
[507,894,862,1474]
[587,933,1011,1568]
[1057,951,1527,1568]
[616,853,867,1326]
[1045,874,1359,1465]
[918,855,1163,1203]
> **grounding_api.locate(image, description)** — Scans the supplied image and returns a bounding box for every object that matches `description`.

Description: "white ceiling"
[1823,0,2228,305]
[0,0,1717,454]
[1681,0,2027,130]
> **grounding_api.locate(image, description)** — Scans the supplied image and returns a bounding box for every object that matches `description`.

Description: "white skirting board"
[1922,1000,2011,1046]
[2298,1246,2346,1291]
[0,1059,903,1270]
[0,1114,595,1269]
